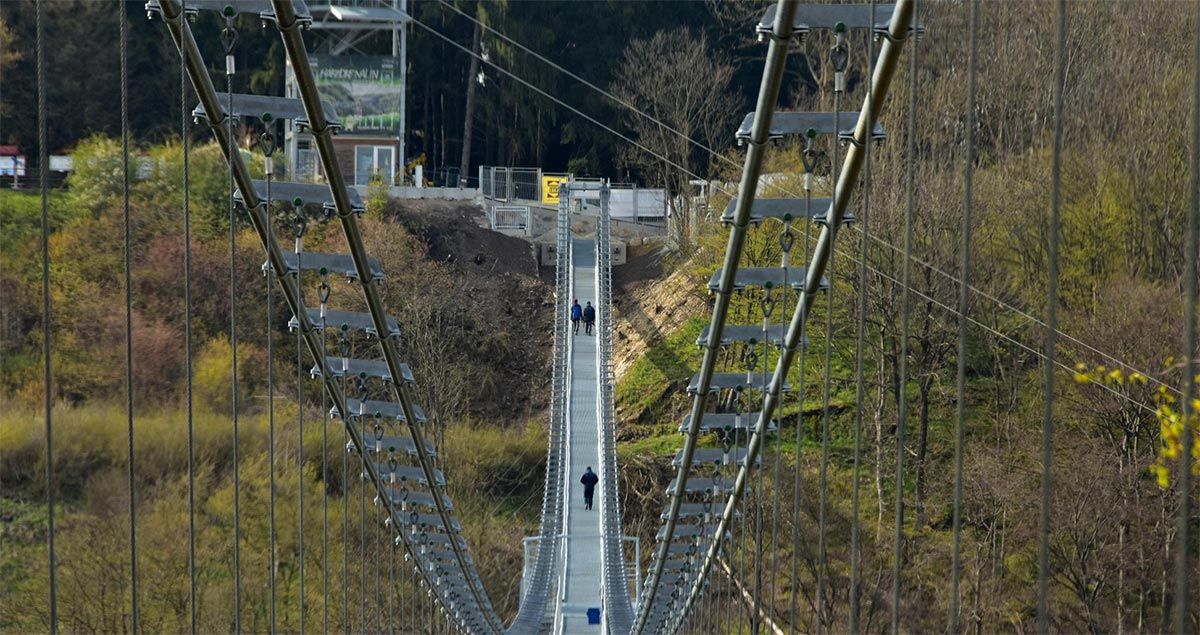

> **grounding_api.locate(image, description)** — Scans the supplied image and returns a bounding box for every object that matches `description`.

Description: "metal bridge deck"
[558,238,603,634]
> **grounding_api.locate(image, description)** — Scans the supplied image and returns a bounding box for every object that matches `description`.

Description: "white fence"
[480,166,540,202]
[489,205,531,232]
[570,185,667,220]
[480,166,668,221]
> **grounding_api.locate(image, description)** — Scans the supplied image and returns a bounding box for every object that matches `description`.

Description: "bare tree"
[611,28,740,252]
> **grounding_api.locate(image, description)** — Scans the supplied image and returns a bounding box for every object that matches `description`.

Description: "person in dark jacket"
[580,467,599,510]
[583,301,596,335]
[570,299,582,334]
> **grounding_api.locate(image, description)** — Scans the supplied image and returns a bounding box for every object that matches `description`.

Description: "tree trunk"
[875,330,889,544]
[914,377,931,529]
[459,20,482,186]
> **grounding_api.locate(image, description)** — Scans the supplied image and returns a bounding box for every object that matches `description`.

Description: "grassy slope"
[0,402,545,631]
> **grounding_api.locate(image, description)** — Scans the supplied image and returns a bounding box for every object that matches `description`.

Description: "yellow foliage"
[1074,362,1200,487]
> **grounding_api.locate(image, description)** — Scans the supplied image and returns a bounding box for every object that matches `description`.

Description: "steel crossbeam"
[718,197,855,226]
[333,398,428,424]
[192,92,338,131]
[290,307,400,339]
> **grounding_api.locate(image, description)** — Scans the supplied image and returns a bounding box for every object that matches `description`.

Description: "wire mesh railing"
[507,178,571,635]
[594,184,636,633]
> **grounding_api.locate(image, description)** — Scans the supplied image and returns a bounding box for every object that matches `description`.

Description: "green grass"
[615,316,705,425]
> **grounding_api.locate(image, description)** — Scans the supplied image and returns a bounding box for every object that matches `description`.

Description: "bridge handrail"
[270,2,504,629]
[507,178,572,635]
[673,1,917,629]
[628,1,801,631]
[155,1,503,630]
[595,185,636,633]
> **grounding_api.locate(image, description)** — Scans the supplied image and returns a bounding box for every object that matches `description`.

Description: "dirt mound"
[382,199,552,421]
[387,200,538,277]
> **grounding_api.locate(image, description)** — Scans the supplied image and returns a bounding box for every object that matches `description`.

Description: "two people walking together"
[570,299,596,335]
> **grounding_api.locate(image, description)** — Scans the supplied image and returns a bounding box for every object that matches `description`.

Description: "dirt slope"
[383,200,553,420]
[610,243,707,379]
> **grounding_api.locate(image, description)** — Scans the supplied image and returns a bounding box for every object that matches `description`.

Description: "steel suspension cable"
[950,1,978,630]
[360,420,367,633]
[265,134,278,635]
[791,146,818,634]
[181,4,197,627]
[741,409,754,631]
[221,15,243,630]
[37,1,58,630]
[850,7,879,631]
[769,225,795,630]
[817,31,849,632]
[815,163,836,635]
[293,208,305,635]
[754,298,770,634]
[342,346,351,633]
[1173,1,1200,629]
[300,222,316,633]
[388,527,395,632]
[119,4,140,630]
[891,7,917,628]
[355,398,364,628]
[1036,1,1067,631]
[320,270,329,635]
[375,497,382,633]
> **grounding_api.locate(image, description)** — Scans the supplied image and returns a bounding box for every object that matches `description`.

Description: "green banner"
[312,55,402,136]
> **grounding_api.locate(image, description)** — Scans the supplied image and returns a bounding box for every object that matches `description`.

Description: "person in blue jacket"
[570,299,582,334]
[580,467,599,510]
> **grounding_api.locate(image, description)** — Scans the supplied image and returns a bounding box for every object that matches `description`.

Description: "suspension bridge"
[12,0,1200,633]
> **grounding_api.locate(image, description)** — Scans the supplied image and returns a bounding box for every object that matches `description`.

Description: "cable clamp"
[875,26,919,44]
[756,28,798,45]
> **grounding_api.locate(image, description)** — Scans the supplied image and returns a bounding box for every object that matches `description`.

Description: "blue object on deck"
[587,608,601,625]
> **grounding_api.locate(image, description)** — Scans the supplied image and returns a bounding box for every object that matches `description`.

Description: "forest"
[0,0,766,182]
[2,0,1200,633]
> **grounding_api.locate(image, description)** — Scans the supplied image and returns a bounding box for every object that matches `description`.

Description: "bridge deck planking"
[558,238,604,634]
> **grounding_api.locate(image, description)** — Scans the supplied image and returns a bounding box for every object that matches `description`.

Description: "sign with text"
[541,174,567,204]
[312,55,401,136]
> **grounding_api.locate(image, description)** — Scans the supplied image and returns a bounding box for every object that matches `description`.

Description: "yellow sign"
[541,175,568,204]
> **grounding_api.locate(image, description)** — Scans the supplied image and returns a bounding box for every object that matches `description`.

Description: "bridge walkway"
[557,238,603,634]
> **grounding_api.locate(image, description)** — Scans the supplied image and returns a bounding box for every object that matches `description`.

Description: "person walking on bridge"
[580,467,599,510]
[583,301,596,336]
[570,299,582,335]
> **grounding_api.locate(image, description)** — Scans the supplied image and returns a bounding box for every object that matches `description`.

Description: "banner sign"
[312,55,402,136]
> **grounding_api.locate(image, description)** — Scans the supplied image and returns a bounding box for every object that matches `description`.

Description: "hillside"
[0,143,555,629]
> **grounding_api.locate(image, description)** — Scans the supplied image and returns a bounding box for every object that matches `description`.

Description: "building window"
[296,144,317,183]
[354,145,395,186]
